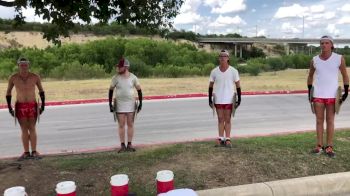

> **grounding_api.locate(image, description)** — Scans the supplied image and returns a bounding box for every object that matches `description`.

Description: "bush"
[49,61,106,79]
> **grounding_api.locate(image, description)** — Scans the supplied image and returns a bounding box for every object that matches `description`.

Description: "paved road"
[1,94,350,157]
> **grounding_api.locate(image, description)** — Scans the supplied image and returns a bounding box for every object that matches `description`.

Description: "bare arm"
[339,56,349,85]
[307,60,315,86]
[6,75,14,96]
[36,74,44,92]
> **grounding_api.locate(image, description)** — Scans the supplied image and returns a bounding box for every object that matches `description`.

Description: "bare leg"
[325,104,335,146]
[126,112,135,143]
[223,109,232,138]
[216,109,225,138]
[28,119,37,151]
[314,102,325,146]
[18,119,30,152]
[117,113,127,144]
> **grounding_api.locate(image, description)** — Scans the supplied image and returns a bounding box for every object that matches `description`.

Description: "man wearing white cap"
[307,35,349,157]
[108,58,142,153]
[208,50,241,147]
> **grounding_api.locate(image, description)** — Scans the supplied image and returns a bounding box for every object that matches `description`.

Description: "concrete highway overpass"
[198,37,350,57]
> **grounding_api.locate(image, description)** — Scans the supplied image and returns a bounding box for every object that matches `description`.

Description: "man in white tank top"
[307,35,349,157]
[109,58,143,153]
[208,50,241,147]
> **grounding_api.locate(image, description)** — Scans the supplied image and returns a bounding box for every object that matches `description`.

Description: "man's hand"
[8,107,14,117]
[137,102,142,113]
[208,87,213,108]
[109,104,114,113]
[341,84,349,103]
[6,95,14,117]
[39,105,44,114]
[308,85,313,102]
[235,99,241,108]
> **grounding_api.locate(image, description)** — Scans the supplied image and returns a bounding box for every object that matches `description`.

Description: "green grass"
[1,130,350,195]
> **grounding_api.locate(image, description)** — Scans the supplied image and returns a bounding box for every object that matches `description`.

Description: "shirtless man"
[209,50,241,148]
[307,35,349,158]
[6,57,45,160]
[109,58,142,153]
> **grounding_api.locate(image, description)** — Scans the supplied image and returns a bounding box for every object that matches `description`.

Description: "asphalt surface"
[1,94,350,158]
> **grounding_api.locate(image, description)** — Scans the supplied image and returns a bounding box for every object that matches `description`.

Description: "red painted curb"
[0,90,308,109]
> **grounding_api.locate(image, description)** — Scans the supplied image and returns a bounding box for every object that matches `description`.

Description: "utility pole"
[302,15,305,38]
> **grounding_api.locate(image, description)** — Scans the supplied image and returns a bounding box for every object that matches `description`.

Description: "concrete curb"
[196,172,350,196]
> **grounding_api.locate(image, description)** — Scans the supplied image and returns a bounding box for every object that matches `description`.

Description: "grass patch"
[1,130,350,195]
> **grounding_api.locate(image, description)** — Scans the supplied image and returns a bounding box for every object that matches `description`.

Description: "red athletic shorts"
[15,102,38,119]
[215,104,233,110]
[312,98,336,105]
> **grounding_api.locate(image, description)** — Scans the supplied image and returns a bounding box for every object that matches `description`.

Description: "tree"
[0,0,184,44]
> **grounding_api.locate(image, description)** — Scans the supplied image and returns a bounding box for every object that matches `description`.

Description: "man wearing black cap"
[108,58,142,153]
[5,57,45,160]
[208,50,241,148]
[307,35,349,157]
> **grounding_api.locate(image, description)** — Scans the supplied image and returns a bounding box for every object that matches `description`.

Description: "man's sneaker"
[118,144,127,153]
[17,152,31,161]
[325,146,335,158]
[31,151,42,160]
[214,139,225,147]
[225,139,232,148]
[311,145,323,155]
[126,145,136,152]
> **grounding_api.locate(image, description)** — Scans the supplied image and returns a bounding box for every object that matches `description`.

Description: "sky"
[173,0,350,38]
[0,0,349,39]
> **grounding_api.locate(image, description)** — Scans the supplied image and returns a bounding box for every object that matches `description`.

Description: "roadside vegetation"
[1,130,350,195]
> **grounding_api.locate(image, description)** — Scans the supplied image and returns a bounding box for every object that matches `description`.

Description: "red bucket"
[55,181,76,196]
[110,174,129,196]
[156,170,174,194]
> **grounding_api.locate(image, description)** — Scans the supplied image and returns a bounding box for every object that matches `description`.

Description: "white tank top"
[313,52,341,98]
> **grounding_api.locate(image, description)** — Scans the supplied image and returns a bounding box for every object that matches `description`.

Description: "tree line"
[0,37,349,79]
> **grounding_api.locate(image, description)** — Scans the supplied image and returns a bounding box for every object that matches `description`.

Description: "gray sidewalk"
[196,172,350,196]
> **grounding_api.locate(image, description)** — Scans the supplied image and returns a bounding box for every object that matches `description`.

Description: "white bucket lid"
[4,186,27,196]
[158,188,197,196]
[55,181,76,194]
[156,170,174,182]
[110,174,129,186]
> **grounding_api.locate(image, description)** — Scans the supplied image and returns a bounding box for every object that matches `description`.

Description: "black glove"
[109,89,114,113]
[137,102,142,113]
[208,87,213,108]
[308,85,312,102]
[39,91,45,114]
[137,89,142,113]
[341,84,349,102]
[6,95,14,117]
[235,87,241,108]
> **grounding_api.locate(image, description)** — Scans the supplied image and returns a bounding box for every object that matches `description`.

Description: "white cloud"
[209,15,246,27]
[281,22,301,34]
[180,0,201,13]
[274,4,309,19]
[310,5,325,13]
[210,0,247,14]
[22,7,46,23]
[338,16,350,24]
[339,3,350,12]
[251,9,256,13]
[257,29,266,37]
[326,24,340,35]
[174,12,202,25]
